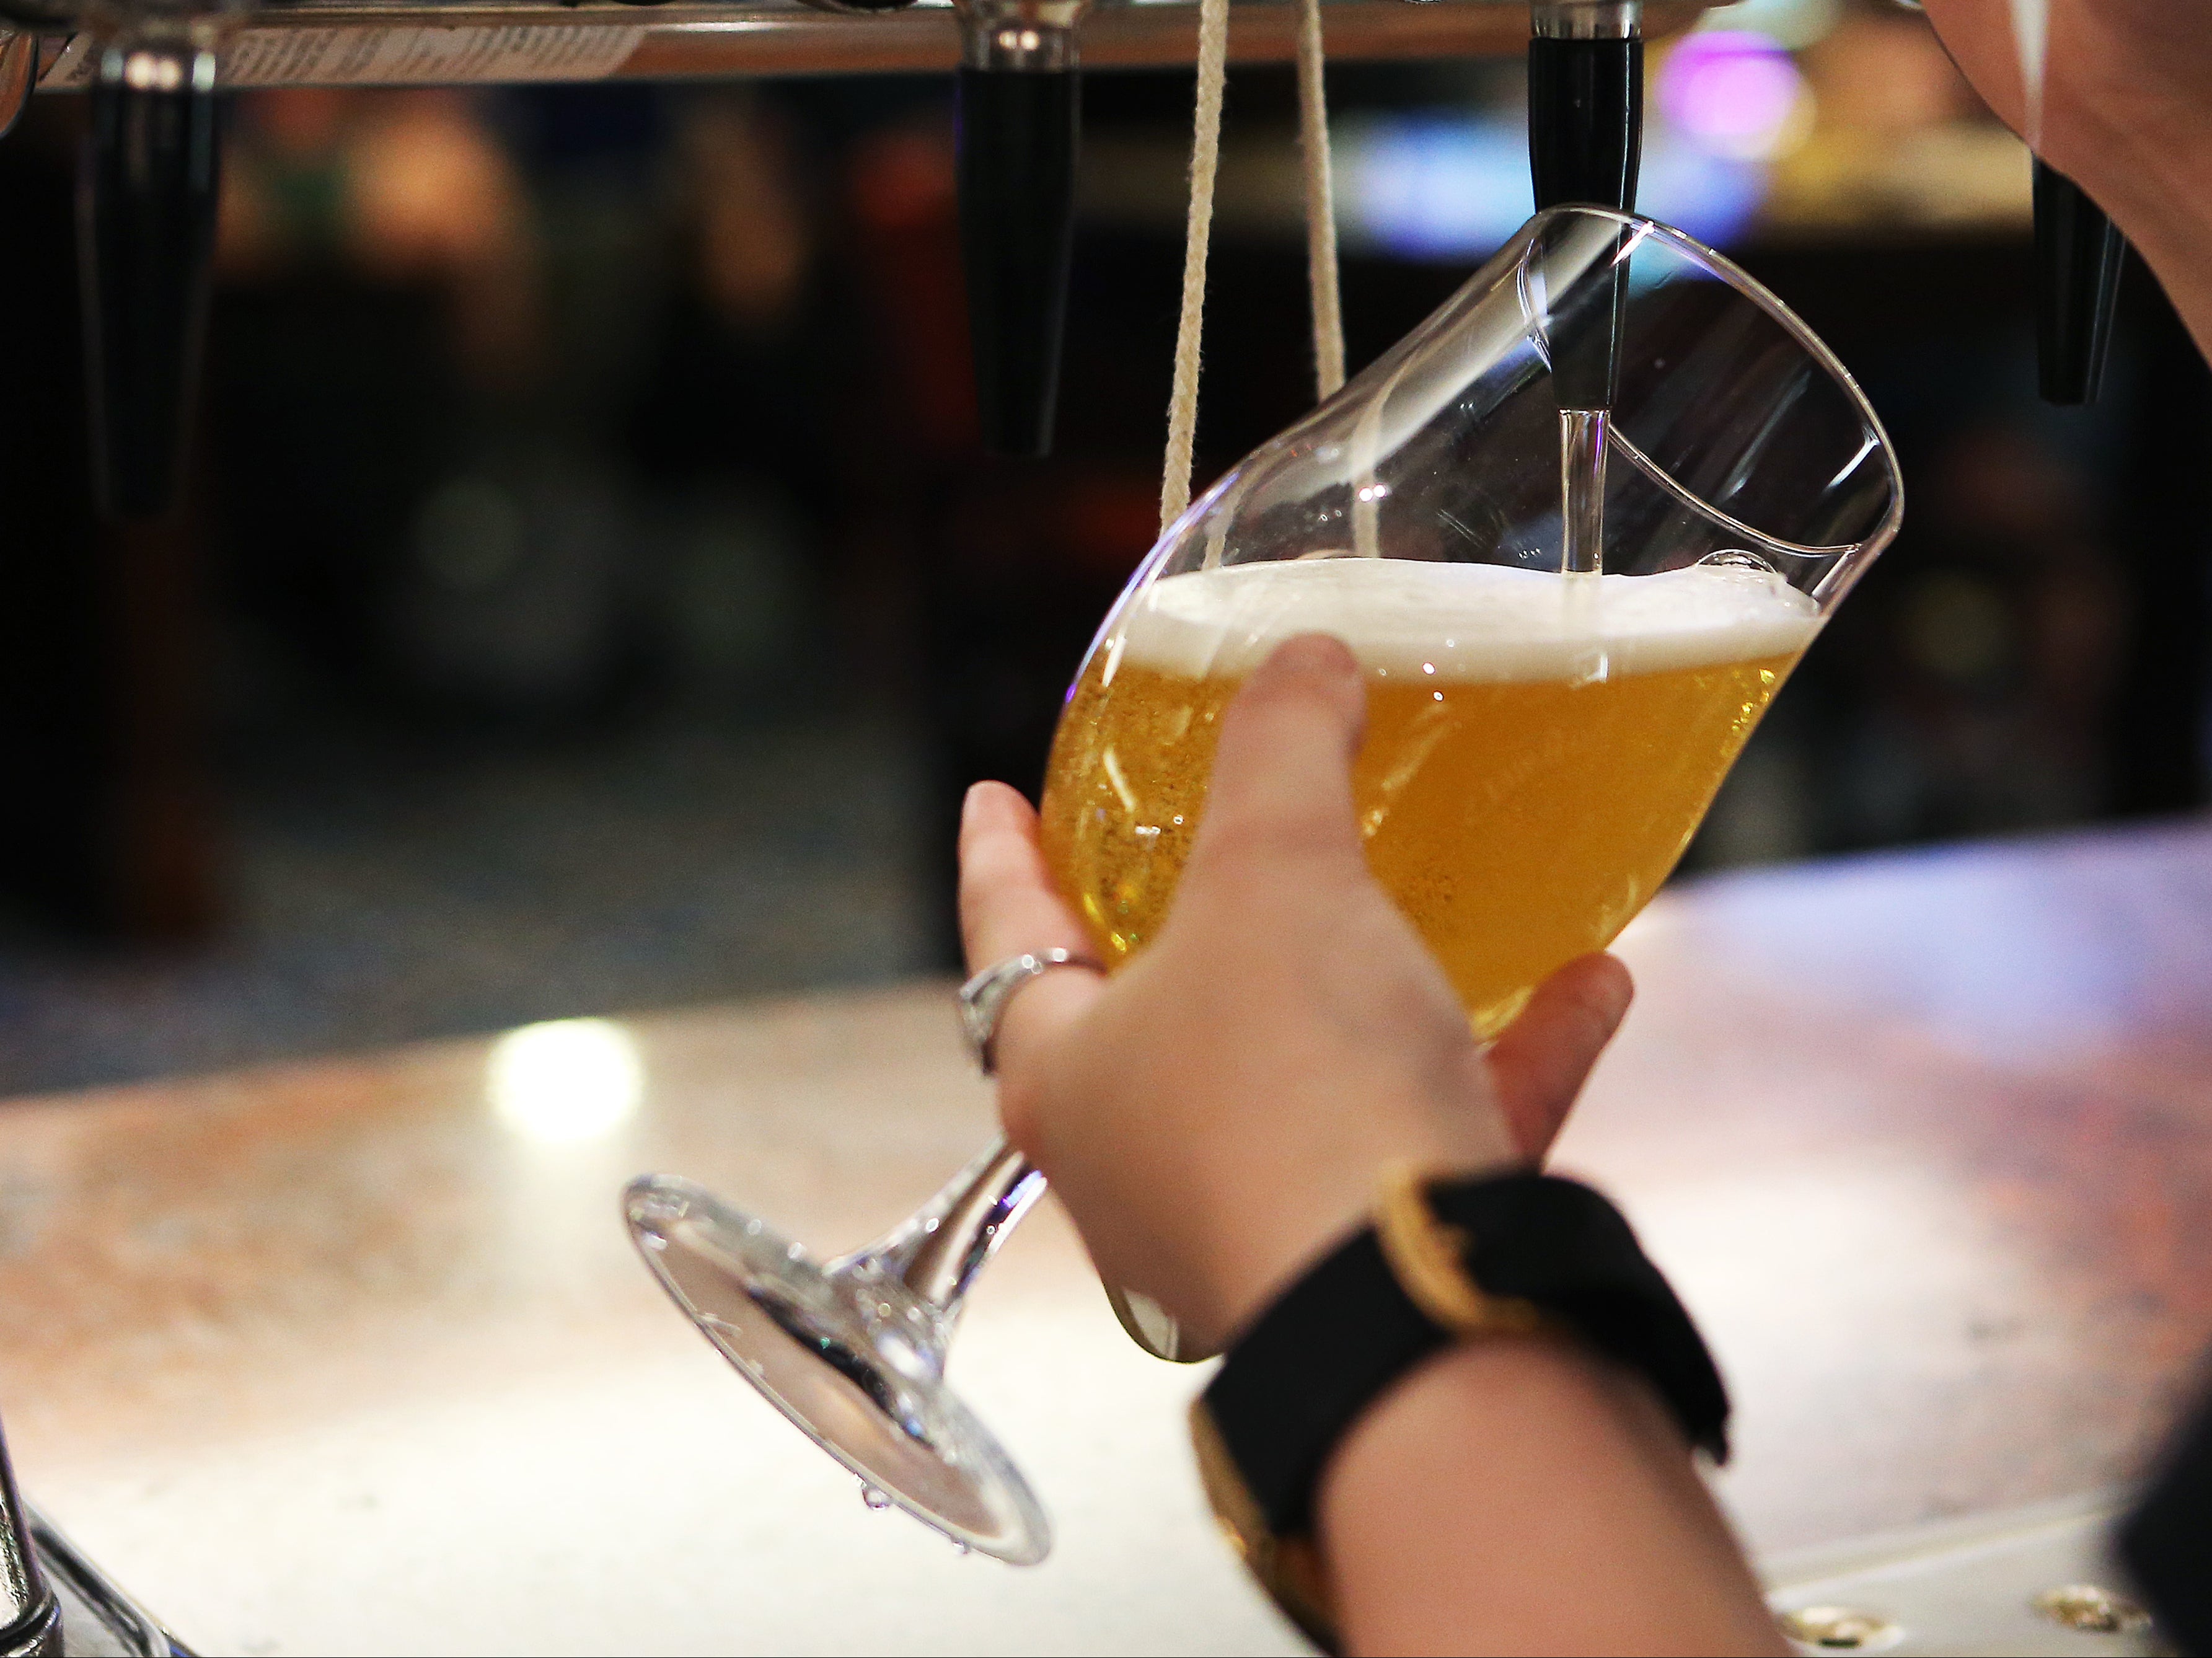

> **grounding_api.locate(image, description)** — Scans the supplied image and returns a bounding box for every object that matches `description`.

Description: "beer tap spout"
[954,0,1088,458]
[80,27,221,521]
[1527,0,1641,216]
[1527,2,1640,431]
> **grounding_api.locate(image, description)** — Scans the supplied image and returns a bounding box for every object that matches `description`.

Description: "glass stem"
[840,1135,1045,1327]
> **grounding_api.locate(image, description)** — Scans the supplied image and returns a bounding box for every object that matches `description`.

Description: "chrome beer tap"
[0,0,1572,519]
[727,0,1095,457]
[0,0,234,523]
[952,0,1090,457]
[79,8,224,520]
[1527,0,1641,218]
[1527,0,1641,544]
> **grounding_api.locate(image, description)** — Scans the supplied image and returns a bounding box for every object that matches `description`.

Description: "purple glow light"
[1658,30,1807,159]
[1336,110,1769,258]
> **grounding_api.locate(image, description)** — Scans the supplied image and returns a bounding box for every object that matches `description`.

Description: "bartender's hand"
[959,637,1786,1656]
[1921,0,2212,361]
[956,634,1633,1354]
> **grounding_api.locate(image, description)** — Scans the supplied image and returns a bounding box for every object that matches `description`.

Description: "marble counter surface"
[2,817,2211,1653]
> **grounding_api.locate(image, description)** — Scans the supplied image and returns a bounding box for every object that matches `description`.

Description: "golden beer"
[1039,557,1819,1037]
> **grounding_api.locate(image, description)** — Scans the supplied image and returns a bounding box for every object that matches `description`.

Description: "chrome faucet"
[0,1414,189,1657]
[1527,0,1641,216]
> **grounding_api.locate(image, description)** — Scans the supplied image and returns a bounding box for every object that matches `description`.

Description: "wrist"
[1191,1169,1736,1652]
[1181,1108,1520,1348]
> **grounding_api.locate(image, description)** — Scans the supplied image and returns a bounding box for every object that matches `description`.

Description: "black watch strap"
[1199,1171,1729,1543]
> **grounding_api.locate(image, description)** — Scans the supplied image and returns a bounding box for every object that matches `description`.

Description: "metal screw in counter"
[0,1416,58,1658]
[0,1408,191,1656]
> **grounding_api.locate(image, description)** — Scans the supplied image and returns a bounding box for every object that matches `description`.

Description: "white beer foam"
[1109,557,1822,683]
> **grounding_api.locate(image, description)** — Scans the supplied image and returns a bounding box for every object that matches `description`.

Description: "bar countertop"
[4,818,2212,1653]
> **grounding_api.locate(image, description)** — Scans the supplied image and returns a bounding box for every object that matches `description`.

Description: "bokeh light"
[1336,111,1770,258]
[488,1017,645,1144]
[1658,31,1814,164]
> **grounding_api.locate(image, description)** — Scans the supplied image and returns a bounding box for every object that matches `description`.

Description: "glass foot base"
[625,1174,1051,1565]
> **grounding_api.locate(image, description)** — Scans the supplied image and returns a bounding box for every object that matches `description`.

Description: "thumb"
[1487,953,1634,1159]
[1189,633,1368,870]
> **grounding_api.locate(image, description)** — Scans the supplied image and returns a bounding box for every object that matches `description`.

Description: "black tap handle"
[956,64,1080,459]
[1528,30,1641,412]
[2033,159,2126,407]
[81,51,221,521]
[1527,34,1642,213]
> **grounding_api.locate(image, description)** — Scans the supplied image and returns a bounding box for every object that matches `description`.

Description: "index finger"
[957,781,1098,974]
[957,782,1106,1096]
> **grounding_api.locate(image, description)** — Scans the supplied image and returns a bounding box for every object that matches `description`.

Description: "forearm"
[2071,136,2212,369]
[1316,1339,1786,1657]
[2048,57,2212,364]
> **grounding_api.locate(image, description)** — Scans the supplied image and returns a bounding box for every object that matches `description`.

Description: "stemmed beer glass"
[627,206,1904,1565]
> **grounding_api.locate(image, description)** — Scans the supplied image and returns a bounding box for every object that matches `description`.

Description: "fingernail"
[960,782,985,833]
[1602,957,1636,1018]
[1269,633,1358,679]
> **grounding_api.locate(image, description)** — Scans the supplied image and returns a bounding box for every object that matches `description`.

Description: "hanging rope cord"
[1295,0,1346,402]
[1158,0,1346,533]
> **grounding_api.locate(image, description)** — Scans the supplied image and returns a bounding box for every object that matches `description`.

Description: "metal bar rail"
[19,0,1704,89]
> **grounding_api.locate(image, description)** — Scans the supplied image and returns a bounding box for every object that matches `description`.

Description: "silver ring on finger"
[959,948,1104,1075]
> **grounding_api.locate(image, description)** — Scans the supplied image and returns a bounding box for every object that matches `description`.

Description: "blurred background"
[0,0,2201,1095]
